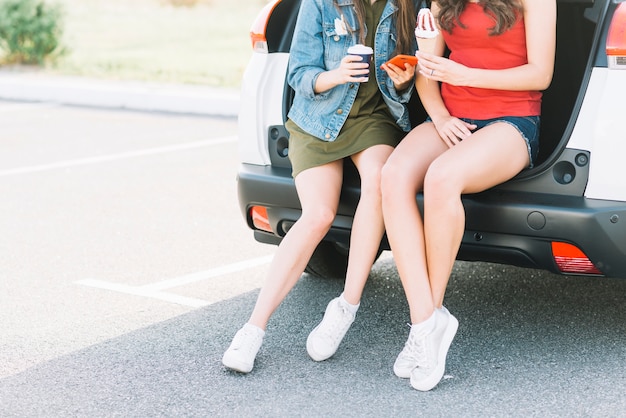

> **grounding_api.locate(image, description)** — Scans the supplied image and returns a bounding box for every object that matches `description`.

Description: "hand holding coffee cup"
[347,44,373,82]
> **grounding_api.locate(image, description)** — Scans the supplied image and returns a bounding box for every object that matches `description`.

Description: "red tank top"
[440,3,542,118]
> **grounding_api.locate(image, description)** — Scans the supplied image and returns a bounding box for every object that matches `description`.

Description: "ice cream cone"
[415,8,439,55]
[416,37,437,55]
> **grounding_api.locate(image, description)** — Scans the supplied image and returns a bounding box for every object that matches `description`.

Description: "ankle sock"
[339,293,360,315]
[411,310,436,334]
[244,323,266,337]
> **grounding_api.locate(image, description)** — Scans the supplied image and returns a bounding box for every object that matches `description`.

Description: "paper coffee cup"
[347,44,373,82]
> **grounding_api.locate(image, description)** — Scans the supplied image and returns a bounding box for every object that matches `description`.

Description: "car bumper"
[237,163,626,278]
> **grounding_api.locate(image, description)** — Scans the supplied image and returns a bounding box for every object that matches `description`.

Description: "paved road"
[1,101,626,417]
[0,100,273,376]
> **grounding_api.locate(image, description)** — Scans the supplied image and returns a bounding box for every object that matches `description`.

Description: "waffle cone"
[417,37,437,55]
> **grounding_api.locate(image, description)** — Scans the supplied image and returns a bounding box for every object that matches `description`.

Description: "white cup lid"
[348,44,373,54]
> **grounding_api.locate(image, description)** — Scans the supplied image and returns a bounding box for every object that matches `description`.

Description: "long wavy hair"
[335,0,418,55]
[435,0,523,35]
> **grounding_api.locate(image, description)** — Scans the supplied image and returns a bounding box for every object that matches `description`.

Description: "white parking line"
[0,136,237,177]
[74,279,213,308]
[75,255,273,308]
[142,255,273,292]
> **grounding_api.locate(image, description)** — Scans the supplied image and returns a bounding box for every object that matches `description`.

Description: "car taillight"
[250,0,282,53]
[606,3,626,70]
[551,242,603,275]
[250,206,273,233]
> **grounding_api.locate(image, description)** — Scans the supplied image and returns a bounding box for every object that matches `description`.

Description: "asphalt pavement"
[3,75,626,416]
[0,69,240,118]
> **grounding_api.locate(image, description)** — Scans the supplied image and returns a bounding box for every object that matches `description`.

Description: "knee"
[359,165,384,201]
[300,205,336,235]
[381,160,419,204]
[381,161,402,199]
[423,162,458,204]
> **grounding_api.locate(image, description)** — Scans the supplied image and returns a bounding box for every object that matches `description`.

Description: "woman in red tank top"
[381,0,556,391]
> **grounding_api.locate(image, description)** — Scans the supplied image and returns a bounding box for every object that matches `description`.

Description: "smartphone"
[382,54,418,69]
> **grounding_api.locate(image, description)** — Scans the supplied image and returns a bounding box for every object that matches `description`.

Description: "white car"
[237,0,626,279]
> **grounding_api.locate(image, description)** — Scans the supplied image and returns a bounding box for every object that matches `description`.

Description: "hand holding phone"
[381,54,418,69]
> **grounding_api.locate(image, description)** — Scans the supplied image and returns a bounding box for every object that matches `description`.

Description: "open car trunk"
[276,0,600,182]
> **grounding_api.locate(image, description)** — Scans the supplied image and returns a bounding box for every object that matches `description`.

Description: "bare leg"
[381,123,447,324]
[248,160,344,330]
[382,121,530,389]
[424,122,530,306]
[341,144,395,305]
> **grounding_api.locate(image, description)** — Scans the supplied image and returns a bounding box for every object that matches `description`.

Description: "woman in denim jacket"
[223,0,421,373]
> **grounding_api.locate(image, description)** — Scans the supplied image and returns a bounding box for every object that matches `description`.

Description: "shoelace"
[403,324,428,368]
[318,302,352,343]
[232,327,261,354]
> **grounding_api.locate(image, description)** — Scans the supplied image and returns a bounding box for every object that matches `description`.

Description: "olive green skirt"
[286,114,404,178]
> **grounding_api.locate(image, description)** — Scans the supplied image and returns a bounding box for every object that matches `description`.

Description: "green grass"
[42,0,267,88]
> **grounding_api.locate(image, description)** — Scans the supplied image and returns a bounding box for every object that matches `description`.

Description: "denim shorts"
[426,115,540,168]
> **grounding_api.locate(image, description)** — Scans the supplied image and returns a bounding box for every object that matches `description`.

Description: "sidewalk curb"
[0,72,240,117]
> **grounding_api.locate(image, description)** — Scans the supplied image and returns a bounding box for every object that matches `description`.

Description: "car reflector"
[251,206,272,233]
[551,242,603,275]
[250,0,282,53]
[607,3,626,69]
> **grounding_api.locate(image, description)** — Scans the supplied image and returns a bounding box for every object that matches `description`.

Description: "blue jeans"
[427,115,540,168]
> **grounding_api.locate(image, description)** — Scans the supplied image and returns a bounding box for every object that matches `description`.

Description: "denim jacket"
[287,0,418,142]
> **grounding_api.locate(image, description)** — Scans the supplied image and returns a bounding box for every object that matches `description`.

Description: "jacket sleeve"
[286,0,327,100]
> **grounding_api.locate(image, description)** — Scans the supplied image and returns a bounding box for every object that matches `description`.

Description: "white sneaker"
[306,297,356,361]
[222,323,265,373]
[393,309,439,378]
[409,308,459,391]
[393,323,425,379]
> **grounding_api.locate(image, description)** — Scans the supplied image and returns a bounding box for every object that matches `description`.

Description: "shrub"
[0,0,64,65]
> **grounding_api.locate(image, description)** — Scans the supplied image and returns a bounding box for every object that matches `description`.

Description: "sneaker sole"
[222,353,253,374]
[410,315,459,391]
[393,357,415,379]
